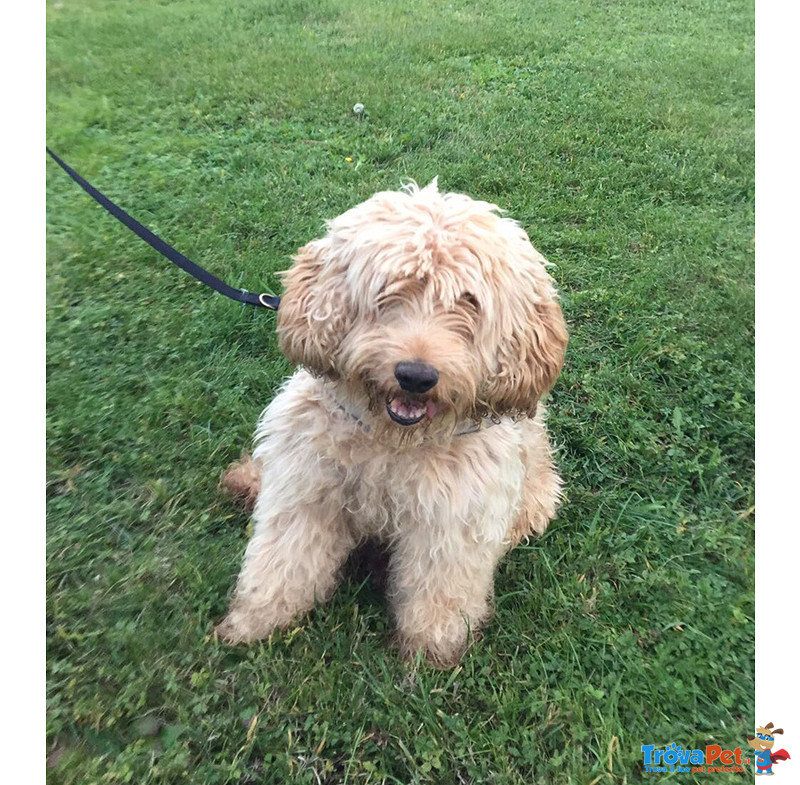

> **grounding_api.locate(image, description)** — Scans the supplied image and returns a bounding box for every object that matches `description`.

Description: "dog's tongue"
[388,395,446,421]
[426,399,446,419]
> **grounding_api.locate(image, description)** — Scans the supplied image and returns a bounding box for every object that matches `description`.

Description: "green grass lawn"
[46,0,754,781]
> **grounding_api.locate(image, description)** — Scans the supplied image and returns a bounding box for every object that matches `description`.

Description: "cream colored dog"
[216,180,568,665]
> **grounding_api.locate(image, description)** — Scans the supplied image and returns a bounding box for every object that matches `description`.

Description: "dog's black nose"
[394,361,439,393]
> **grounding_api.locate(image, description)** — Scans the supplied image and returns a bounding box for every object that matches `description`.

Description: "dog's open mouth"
[386,395,427,426]
[385,395,449,426]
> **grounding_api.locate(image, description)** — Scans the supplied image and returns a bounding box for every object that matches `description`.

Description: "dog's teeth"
[388,395,427,422]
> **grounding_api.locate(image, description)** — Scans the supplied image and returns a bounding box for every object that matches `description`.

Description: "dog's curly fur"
[216,180,568,665]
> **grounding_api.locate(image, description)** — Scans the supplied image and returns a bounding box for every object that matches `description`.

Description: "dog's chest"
[333,429,523,543]
[339,450,431,539]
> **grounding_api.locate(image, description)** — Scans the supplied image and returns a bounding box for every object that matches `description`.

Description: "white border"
[755,0,799,774]
[3,0,46,782]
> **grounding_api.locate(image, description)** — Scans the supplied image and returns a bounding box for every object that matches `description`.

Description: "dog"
[215,180,568,665]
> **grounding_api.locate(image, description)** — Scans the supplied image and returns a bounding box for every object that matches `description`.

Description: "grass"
[46,0,754,782]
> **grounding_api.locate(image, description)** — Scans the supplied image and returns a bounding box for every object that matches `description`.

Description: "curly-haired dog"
[216,180,568,665]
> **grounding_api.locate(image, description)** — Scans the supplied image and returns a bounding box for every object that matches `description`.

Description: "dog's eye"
[376,289,399,313]
[460,292,480,312]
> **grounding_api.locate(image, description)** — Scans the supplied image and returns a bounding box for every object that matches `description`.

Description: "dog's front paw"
[214,610,275,644]
[393,592,495,667]
[396,615,487,668]
[396,630,476,668]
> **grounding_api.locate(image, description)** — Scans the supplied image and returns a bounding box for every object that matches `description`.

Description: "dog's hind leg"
[221,453,262,512]
[507,413,562,546]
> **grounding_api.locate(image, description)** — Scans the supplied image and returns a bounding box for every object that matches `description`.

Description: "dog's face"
[277,181,568,432]
[747,727,782,752]
[747,735,775,752]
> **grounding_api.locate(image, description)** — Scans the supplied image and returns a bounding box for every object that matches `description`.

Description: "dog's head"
[747,723,783,751]
[277,180,568,432]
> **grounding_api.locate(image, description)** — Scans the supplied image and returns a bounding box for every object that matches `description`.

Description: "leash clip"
[258,293,279,310]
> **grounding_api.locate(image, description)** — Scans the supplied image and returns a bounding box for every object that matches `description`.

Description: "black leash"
[46,148,280,311]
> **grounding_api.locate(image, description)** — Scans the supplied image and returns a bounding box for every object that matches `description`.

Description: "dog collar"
[322,385,501,438]
[453,416,503,436]
[329,394,372,433]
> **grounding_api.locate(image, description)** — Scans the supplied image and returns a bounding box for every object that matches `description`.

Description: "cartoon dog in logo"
[747,723,791,775]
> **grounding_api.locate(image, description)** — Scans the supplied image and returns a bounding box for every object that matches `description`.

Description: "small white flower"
[353,103,365,115]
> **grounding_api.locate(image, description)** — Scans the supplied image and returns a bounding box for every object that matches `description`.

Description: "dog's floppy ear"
[277,237,351,377]
[482,241,568,417]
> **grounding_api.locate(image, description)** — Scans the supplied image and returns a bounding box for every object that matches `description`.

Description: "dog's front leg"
[387,440,526,666]
[389,523,508,667]
[216,462,355,644]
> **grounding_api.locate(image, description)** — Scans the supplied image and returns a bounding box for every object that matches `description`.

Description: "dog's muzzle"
[387,361,440,426]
